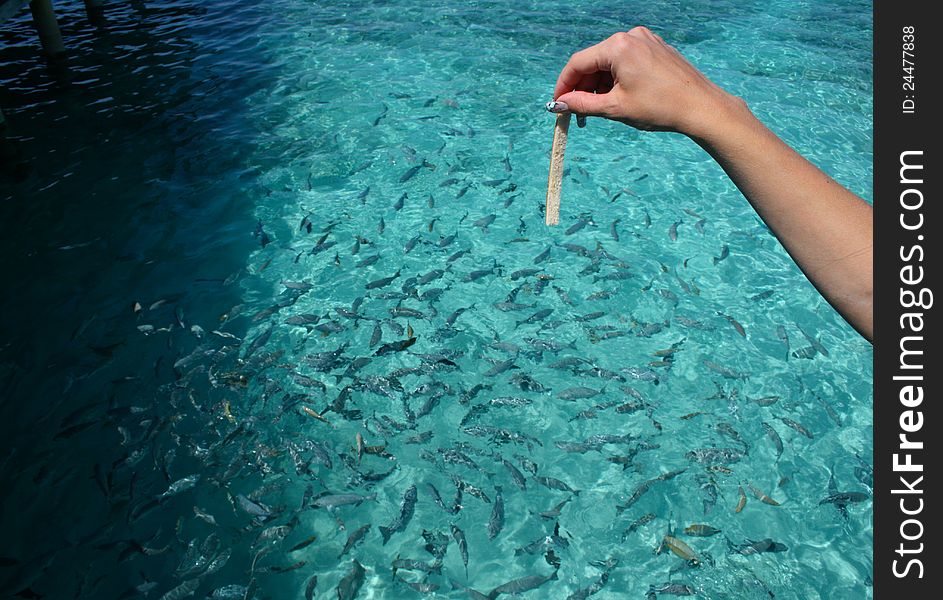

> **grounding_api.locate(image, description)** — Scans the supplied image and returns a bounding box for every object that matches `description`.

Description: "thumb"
[556,91,612,118]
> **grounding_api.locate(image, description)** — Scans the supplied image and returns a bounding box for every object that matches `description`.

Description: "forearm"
[690,98,873,341]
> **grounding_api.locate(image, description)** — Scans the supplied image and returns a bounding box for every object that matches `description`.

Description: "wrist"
[683,89,758,150]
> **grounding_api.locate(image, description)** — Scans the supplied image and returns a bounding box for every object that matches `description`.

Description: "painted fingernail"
[546,100,569,113]
[576,114,587,128]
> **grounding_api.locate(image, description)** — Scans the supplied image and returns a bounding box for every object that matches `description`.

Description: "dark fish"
[717,312,746,337]
[610,219,620,241]
[776,325,790,359]
[516,308,553,327]
[338,524,371,559]
[762,422,784,459]
[446,305,473,327]
[393,192,408,210]
[712,245,730,265]
[538,496,572,519]
[703,360,748,380]
[448,248,470,263]
[685,448,745,466]
[684,524,721,537]
[534,475,579,495]
[399,165,422,184]
[728,538,788,555]
[615,469,686,514]
[488,486,505,539]
[370,322,383,347]
[622,513,657,540]
[488,571,558,599]
[484,358,516,377]
[668,219,682,241]
[365,269,401,290]
[511,268,541,280]
[336,560,366,600]
[451,524,469,577]
[779,416,813,439]
[566,219,588,235]
[819,491,870,505]
[752,289,775,301]
[796,323,829,356]
[380,485,417,544]
[464,263,497,282]
[649,582,695,596]
[475,214,497,231]
[533,246,551,264]
[374,337,417,356]
[501,458,527,490]
[243,324,275,359]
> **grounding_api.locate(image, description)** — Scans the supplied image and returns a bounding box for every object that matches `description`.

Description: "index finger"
[553,38,616,100]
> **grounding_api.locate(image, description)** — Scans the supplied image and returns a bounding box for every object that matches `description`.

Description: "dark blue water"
[1,1,872,599]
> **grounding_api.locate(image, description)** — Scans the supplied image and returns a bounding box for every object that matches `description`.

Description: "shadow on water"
[0,1,289,597]
[0,2,873,599]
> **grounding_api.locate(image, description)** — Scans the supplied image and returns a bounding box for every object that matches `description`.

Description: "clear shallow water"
[0,1,872,599]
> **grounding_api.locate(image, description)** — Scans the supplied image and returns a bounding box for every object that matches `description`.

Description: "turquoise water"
[0,1,873,599]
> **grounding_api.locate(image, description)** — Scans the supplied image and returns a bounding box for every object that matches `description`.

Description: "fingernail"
[546,100,569,113]
[576,114,587,128]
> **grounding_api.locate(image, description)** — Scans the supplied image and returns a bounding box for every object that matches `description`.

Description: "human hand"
[552,27,746,140]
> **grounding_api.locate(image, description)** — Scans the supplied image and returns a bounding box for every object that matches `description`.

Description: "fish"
[717,312,746,337]
[668,219,682,241]
[488,571,558,599]
[779,416,813,439]
[370,322,383,347]
[615,469,686,513]
[488,486,505,539]
[380,485,418,544]
[311,492,377,510]
[684,524,721,537]
[475,214,497,231]
[501,457,527,490]
[712,245,730,264]
[702,360,748,380]
[556,386,604,401]
[451,524,469,577]
[374,337,417,356]
[366,268,401,290]
[747,483,780,506]
[796,323,829,356]
[819,491,870,506]
[662,535,698,562]
[401,165,422,183]
[751,395,781,407]
[685,448,745,466]
[776,325,790,359]
[159,475,201,501]
[304,575,318,600]
[566,219,589,235]
[534,246,551,264]
[762,422,784,459]
[534,475,580,495]
[336,560,366,600]
[516,308,553,327]
[338,524,370,559]
[511,268,541,280]
[727,538,788,555]
[536,496,572,520]
[158,578,200,600]
[648,582,695,596]
[735,485,747,513]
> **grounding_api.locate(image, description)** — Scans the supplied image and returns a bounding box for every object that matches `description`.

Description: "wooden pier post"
[29,0,65,58]
[83,0,104,22]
